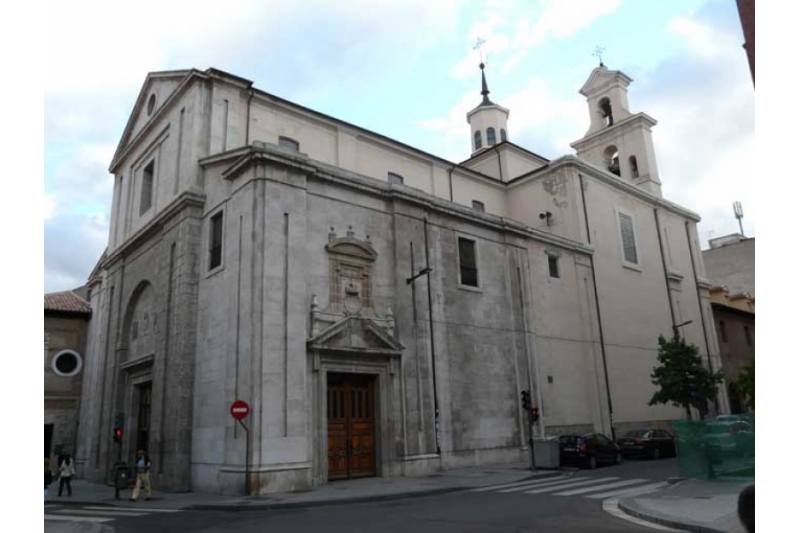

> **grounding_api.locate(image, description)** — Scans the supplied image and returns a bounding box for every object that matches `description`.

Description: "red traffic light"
[115,428,122,436]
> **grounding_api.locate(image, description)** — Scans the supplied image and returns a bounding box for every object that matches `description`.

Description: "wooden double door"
[327,373,376,480]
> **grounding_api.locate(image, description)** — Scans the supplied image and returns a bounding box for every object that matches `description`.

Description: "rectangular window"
[548,255,560,278]
[471,200,485,212]
[719,321,728,343]
[209,211,223,270]
[458,237,478,287]
[279,136,300,151]
[743,325,753,347]
[617,211,639,266]
[388,172,404,185]
[139,160,154,215]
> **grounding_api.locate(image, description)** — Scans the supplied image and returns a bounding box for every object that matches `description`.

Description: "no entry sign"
[230,400,250,420]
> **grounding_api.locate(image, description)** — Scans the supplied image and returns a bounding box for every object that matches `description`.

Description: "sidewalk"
[618,478,752,533]
[49,461,557,511]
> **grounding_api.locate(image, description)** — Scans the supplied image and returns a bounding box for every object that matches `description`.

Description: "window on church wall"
[500,129,507,142]
[209,211,224,271]
[629,156,639,178]
[472,200,485,212]
[617,211,639,267]
[743,325,753,347]
[388,172,404,185]
[474,130,482,151]
[599,97,614,127]
[719,321,728,343]
[604,146,620,176]
[487,127,496,146]
[457,237,479,288]
[139,160,155,215]
[278,136,300,151]
[548,255,560,279]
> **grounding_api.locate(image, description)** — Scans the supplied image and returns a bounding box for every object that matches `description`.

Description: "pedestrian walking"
[130,450,152,501]
[45,459,53,502]
[58,452,76,496]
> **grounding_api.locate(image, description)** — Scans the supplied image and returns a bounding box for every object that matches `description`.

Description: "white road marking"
[586,481,669,499]
[497,476,577,493]
[44,515,114,523]
[602,497,684,531]
[58,509,148,517]
[524,477,619,494]
[554,478,649,496]
[471,474,567,492]
[82,505,181,513]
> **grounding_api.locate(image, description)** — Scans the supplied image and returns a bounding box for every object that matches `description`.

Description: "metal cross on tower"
[593,45,606,67]
[474,37,487,64]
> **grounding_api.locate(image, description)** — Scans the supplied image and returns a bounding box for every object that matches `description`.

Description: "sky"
[43,0,755,293]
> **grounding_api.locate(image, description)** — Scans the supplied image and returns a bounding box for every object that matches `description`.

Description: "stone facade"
[702,234,755,298]
[76,65,729,495]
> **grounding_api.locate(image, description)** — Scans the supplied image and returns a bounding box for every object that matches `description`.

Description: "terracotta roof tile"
[44,290,92,315]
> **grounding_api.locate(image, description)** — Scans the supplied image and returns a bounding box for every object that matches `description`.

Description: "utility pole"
[733,201,745,236]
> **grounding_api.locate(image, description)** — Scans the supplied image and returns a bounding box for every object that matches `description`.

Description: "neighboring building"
[45,289,92,468]
[710,286,754,413]
[736,0,755,83]
[702,234,755,297]
[76,64,726,495]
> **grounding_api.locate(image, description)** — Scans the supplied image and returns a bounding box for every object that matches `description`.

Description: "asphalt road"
[49,458,680,533]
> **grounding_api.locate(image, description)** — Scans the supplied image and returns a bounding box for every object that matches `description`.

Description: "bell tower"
[570,64,662,197]
[466,63,509,155]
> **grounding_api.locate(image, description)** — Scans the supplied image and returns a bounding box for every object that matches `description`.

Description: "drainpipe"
[245,85,254,145]
[424,217,441,456]
[578,174,615,441]
[447,166,454,202]
[684,221,718,412]
[492,145,504,181]
[654,208,677,331]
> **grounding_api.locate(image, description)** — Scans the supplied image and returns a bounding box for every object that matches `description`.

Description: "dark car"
[617,429,676,460]
[559,433,622,469]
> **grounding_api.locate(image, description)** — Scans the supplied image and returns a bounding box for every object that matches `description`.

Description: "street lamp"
[672,320,693,339]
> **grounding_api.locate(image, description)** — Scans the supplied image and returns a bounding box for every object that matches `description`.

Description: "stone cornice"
[104,190,206,266]
[570,112,657,152]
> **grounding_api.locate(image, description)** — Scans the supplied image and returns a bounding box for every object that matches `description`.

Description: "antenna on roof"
[733,201,745,236]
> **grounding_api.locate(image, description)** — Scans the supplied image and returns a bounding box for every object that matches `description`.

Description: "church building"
[75,62,728,494]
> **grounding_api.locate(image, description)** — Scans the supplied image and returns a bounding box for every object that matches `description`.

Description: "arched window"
[278,136,300,151]
[472,200,485,212]
[487,127,496,146]
[500,129,507,142]
[604,145,620,176]
[474,130,482,151]
[388,172,404,185]
[599,97,614,127]
[629,156,639,178]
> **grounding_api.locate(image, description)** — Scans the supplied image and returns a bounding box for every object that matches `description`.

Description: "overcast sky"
[43,0,754,293]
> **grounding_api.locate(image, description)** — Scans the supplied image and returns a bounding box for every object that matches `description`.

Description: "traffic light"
[113,413,124,443]
[521,390,531,410]
[531,407,540,423]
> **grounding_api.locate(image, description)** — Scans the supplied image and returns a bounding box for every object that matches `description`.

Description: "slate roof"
[44,290,92,316]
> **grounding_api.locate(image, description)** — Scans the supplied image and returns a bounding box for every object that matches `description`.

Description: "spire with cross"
[593,45,606,67]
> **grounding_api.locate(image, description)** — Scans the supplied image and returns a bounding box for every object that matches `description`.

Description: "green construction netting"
[671,416,754,480]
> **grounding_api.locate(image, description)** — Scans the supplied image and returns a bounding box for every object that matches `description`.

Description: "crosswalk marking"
[58,509,149,517]
[496,476,574,493]
[44,515,114,523]
[585,481,669,499]
[471,474,566,492]
[82,505,181,513]
[553,478,648,496]
[524,477,619,494]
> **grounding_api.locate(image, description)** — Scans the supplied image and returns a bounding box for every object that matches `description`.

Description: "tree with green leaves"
[649,335,723,420]
[735,361,755,410]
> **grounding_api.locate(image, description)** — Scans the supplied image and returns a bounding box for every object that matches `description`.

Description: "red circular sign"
[230,400,250,420]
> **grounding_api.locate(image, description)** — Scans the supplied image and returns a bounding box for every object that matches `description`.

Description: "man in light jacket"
[130,450,152,501]
[58,452,75,497]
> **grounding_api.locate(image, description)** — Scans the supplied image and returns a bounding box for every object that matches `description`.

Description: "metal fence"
[671,415,754,480]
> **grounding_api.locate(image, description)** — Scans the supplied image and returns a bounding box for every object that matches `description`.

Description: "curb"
[48,471,562,512]
[617,498,731,533]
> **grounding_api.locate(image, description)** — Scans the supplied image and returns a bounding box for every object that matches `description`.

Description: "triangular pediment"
[110,70,194,171]
[308,316,403,354]
[579,66,633,97]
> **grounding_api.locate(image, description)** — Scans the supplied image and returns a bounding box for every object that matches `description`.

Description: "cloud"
[44,212,109,293]
[44,194,56,221]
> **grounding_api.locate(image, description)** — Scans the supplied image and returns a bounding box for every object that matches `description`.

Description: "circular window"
[51,350,83,377]
[147,93,157,116]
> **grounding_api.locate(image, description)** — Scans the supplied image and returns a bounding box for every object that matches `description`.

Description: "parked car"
[559,433,622,469]
[617,429,676,460]
[715,415,743,423]
[704,421,754,457]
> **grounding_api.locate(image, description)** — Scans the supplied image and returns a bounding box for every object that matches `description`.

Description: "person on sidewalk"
[45,458,53,502]
[130,450,152,502]
[738,484,754,533]
[58,452,76,497]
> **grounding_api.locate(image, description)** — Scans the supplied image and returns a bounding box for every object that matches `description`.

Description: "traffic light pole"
[527,407,536,471]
